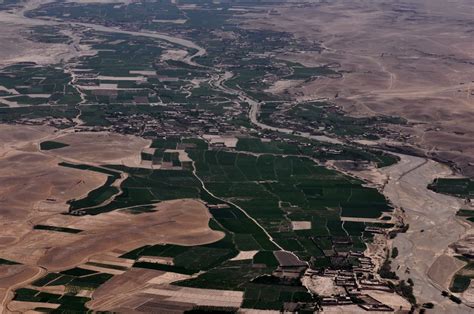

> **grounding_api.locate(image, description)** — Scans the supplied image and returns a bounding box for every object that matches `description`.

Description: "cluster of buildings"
[305,251,397,311]
[251,247,403,312]
[15,116,76,129]
[89,104,244,138]
[245,238,404,312]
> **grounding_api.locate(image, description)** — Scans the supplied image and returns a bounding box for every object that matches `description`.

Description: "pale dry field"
[230,250,258,261]
[0,125,108,245]
[365,290,411,312]
[89,276,244,312]
[48,131,151,167]
[291,221,311,230]
[242,0,474,177]
[29,199,224,270]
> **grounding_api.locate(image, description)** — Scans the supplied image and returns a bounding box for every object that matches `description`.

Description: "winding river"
[1,1,471,311]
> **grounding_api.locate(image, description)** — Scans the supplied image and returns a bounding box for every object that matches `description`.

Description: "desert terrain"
[0,0,472,311]
[242,0,474,177]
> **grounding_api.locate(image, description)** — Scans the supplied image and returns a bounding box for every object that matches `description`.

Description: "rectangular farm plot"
[123,243,237,274]
[291,221,311,230]
[39,140,69,150]
[143,285,244,308]
[187,148,393,257]
[429,178,474,197]
[33,225,83,234]
[13,288,90,312]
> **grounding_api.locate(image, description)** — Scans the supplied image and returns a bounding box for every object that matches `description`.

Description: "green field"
[78,166,200,215]
[456,209,474,223]
[449,259,474,293]
[450,275,471,293]
[33,225,82,234]
[13,288,90,312]
[39,141,69,150]
[176,259,275,291]
[242,283,312,310]
[59,162,122,212]
[0,258,20,265]
[188,147,392,259]
[128,243,237,274]
[235,137,399,168]
[429,178,474,198]
[0,64,80,106]
[31,267,113,290]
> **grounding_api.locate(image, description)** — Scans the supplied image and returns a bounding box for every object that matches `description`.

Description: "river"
[2,0,470,311]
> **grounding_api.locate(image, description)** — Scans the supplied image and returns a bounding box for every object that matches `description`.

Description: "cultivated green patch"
[33,225,82,234]
[39,141,69,150]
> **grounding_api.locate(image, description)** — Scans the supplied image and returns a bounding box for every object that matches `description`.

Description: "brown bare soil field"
[32,199,223,270]
[0,125,108,246]
[8,301,60,312]
[242,0,474,177]
[0,265,41,290]
[0,151,106,221]
[1,194,219,283]
[428,254,467,290]
[0,124,53,149]
[88,268,165,309]
[0,124,221,311]
[0,264,44,313]
[89,279,244,312]
[49,132,151,166]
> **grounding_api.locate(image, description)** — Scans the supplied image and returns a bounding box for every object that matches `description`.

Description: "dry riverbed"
[381,154,471,312]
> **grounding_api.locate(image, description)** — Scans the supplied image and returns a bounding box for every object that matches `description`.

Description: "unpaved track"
[383,154,470,312]
[0,265,45,314]
[191,161,283,251]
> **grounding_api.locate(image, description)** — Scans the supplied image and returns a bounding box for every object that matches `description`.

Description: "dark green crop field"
[0,258,20,265]
[39,141,69,150]
[187,146,392,260]
[33,225,83,234]
[13,288,90,312]
[451,275,471,293]
[129,243,237,274]
[429,178,474,198]
[242,283,312,310]
[32,266,113,290]
[235,137,399,168]
[0,64,80,106]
